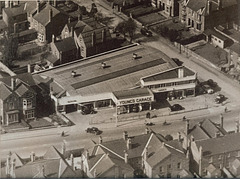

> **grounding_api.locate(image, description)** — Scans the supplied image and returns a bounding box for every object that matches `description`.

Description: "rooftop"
[3,3,26,17]
[53,37,77,53]
[36,45,177,96]
[195,132,240,157]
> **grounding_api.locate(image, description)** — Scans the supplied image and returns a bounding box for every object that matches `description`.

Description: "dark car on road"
[170,104,184,111]
[207,79,217,88]
[215,94,225,104]
[141,27,152,37]
[86,127,101,135]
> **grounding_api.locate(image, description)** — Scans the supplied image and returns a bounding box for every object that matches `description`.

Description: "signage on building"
[118,96,153,106]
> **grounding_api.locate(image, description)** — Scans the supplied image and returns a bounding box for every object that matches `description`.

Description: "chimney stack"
[86,150,89,160]
[52,34,55,43]
[30,152,36,162]
[178,132,182,142]
[10,0,13,8]
[71,26,74,37]
[127,138,132,150]
[27,64,31,73]
[144,147,148,160]
[124,150,128,163]
[207,0,212,15]
[145,128,150,134]
[215,131,220,138]
[49,8,53,22]
[11,78,16,91]
[91,32,96,47]
[37,1,40,13]
[186,119,190,135]
[53,0,57,7]
[70,153,75,170]
[217,0,222,10]
[5,152,11,177]
[68,17,71,24]
[102,29,106,43]
[62,141,66,155]
[220,113,223,128]
[10,159,16,178]
[99,136,102,144]
[178,67,184,78]
[123,131,128,141]
[235,120,239,133]
[14,23,17,34]
[78,14,82,21]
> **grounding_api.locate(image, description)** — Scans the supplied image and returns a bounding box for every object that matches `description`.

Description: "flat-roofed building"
[34,45,197,114]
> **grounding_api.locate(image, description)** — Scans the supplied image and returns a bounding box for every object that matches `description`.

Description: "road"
[2,2,240,164]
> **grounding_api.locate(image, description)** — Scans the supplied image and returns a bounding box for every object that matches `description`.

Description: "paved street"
[2,1,240,167]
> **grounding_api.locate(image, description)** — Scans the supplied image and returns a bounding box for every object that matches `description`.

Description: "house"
[82,130,191,178]
[179,0,238,33]
[50,36,79,67]
[189,131,240,177]
[0,74,37,126]
[151,0,180,17]
[2,2,28,33]
[1,145,83,178]
[61,16,112,58]
[0,72,52,126]
[30,3,68,43]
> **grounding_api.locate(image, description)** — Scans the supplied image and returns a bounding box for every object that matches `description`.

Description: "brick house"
[151,0,180,17]
[30,3,68,43]
[2,2,28,33]
[49,36,79,66]
[82,130,191,178]
[61,16,112,58]
[179,0,238,33]
[0,74,36,126]
[1,145,83,178]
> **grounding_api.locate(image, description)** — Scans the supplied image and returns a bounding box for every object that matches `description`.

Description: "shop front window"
[8,113,18,124]
[25,110,35,119]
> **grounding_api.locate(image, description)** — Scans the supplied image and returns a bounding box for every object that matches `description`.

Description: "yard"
[191,43,228,66]
[123,5,158,18]
[136,12,166,25]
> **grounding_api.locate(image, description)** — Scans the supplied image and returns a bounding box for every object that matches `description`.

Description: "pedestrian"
[61,131,65,137]
[146,112,151,119]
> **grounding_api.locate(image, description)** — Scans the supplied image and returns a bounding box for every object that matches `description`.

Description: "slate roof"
[0,82,12,100]
[33,4,63,26]
[15,83,30,97]
[3,3,26,17]
[0,73,36,87]
[195,132,240,157]
[53,37,77,53]
[204,29,229,41]
[188,119,227,141]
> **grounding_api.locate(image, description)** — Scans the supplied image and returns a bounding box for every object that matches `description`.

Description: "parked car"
[170,104,184,111]
[207,79,217,88]
[81,107,97,115]
[215,94,225,104]
[202,84,214,94]
[141,27,152,37]
[86,127,101,135]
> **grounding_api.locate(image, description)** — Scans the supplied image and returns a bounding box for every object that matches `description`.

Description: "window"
[27,99,32,108]
[237,151,240,157]
[9,102,14,110]
[219,40,221,43]
[8,113,18,124]
[166,83,171,87]
[197,23,201,30]
[228,153,231,158]
[209,156,213,163]
[167,164,171,169]
[23,99,27,106]
[159,166,163,172]
[177,162,181,169]
[218,155,222,160]
[25,110,35,119]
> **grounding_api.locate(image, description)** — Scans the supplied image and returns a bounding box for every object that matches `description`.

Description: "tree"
[1,33,18,67]
[165,134,173,141]
[125,18,137,42]
[116,21,127,37]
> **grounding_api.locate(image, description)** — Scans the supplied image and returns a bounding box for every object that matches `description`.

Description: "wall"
[211,34,224,48]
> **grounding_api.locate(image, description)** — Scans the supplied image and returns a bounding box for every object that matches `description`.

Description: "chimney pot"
[99,136,102,144]
[123,131,128,140]
[11,78,16,91]
[127,138,132,150]
[27,64,31,73]
[52,34,55,43]
[145,128,150,134]
[124,150,128,163]
[178,132,182,142]
[30,152,36,162]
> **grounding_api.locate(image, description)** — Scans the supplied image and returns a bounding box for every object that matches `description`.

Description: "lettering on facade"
[119,97,153,105]
[67,100,77,103]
